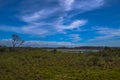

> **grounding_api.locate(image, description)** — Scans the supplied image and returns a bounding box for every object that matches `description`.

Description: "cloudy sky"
[0,0,120,47]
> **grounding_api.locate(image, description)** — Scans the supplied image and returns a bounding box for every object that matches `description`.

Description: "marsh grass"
[0,48,120,80]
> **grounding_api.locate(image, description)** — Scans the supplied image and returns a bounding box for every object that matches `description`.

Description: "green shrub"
[0,49,120,80]
[0,46,9,52]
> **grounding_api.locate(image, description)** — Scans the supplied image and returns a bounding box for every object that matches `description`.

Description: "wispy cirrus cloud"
[1,0,120,47]
[0,39,12,47]
[68,34,82,42]
[59,0,105,12]
[0,39,80,47]
[21,8,59,23]
[0,0,106,41]
[59,0,75,11]
[0,25,50,36]
[24,40,78,47]
[75,0,105,10]
[74,27,120,47]
[16,0,105,36]
[58,20,87,30]
[67,0,105,17]
[0,19,87,36]
[81,39,120,47]
[90,27,120,41]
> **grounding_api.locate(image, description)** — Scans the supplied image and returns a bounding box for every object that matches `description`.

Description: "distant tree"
[12,34,25,48]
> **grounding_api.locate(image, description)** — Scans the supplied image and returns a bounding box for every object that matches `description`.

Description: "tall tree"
[12,34,24,48]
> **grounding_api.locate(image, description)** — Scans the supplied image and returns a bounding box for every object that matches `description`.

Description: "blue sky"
[0,0,120,47]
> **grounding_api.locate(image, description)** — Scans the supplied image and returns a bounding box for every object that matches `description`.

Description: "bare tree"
[12,34,24,48]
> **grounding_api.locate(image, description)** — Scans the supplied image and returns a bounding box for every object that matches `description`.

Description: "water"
[44,49,100,53]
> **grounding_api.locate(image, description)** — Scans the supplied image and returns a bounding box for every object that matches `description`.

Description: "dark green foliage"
[0,48,120,80]
[52,49,57,54]
[0,46,9,52]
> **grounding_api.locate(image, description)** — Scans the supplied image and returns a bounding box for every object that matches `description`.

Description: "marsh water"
[44,49,101,53]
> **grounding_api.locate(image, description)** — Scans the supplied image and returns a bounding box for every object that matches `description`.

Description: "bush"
[0,46,9,52]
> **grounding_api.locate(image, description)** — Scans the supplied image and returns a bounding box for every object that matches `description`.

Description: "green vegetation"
[0,47,120,80]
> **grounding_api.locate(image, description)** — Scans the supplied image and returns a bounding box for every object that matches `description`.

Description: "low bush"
[0,46,9,52]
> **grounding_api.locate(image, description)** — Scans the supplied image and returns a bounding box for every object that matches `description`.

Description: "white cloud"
[75,0,104,10]
[20,0,105,24]
[22,26,49,36]
[59,0,105,12]
[0,0,105,37]
[0,26,19,34]
[80,39,120,47]
[16,0,105,36]
[21,8,58,23]
[1,38,120,47]
[24,41,78,47]
[59,0,74,11]
[90,27,120,41]
[0,25,50,36]
[68,0,105,17]
[0,19,87,36]
[69,34,82,42]
[18,0,105,35]
[57,20,87,31]
[97,27,120,36]
[0,39,80,47]
[0,39,12,47]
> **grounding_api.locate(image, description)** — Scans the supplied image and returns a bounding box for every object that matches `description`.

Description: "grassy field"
[0,48,120,80]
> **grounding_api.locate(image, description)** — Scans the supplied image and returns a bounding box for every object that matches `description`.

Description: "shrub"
[0,46,9,52]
